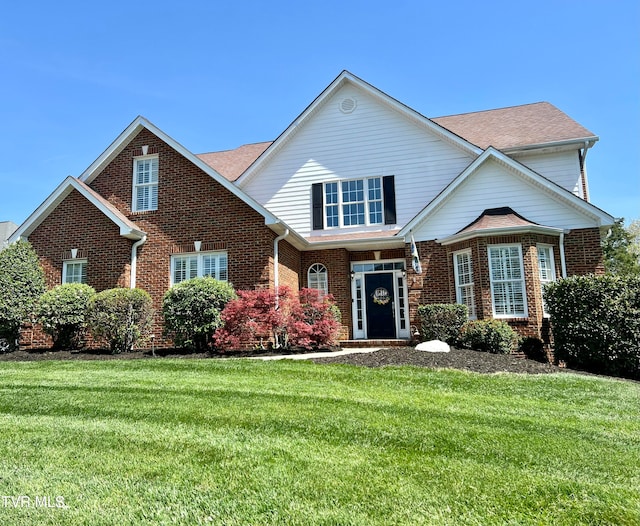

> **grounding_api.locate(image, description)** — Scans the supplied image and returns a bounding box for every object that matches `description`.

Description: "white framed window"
[537,244,556,317]
[63,259,87,284]
[307,263,328,295]
[453,249,476,318]
[171,251,228,285]
[133,156,158,212]
[488,245,528,317]
[324,177,384,228]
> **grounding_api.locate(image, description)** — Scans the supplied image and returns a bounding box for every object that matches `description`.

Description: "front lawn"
[0,359,638,525]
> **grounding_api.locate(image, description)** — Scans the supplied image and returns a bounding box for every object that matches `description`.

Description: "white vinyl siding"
[488,245,527,318]
[513,150,583,197]
[307,263,328,295]
[414,158,599,241]
[453,250,475,318]
[537,245,556,317]
[241,85,474,237]
[171,252,228,285]
[63,260,87,284]
[133,156,158,212]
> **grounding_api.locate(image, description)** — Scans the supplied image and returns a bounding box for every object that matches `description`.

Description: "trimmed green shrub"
[544,274,640,379]
[37,283,96,350]
[0,240,46,351]
[162,277,236,351]
[459,319,518,354]
[417,304,468,344]
[519,336,548,363]
[88,288,154,354]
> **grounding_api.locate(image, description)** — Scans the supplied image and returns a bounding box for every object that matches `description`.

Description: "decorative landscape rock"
[415,340,450,353]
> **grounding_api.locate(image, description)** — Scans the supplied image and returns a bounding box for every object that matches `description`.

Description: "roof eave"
[438,225,565,246]
[502,136,599,155]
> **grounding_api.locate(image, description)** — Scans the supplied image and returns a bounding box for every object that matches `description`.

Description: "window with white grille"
[63,260,87,284]
[453,249,475,318]
[133,156,158,212]
[537,245,556,316]
[171,252,228,285]
[488,245,527,317]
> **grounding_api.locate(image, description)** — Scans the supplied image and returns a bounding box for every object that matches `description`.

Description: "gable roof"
[77,116,292,231]
[432,102,598,151]
[236,70,484,187]
[399,147,614,240]
[10,177,146,242]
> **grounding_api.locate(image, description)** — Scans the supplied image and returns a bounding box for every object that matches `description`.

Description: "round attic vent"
[339,97,357,114]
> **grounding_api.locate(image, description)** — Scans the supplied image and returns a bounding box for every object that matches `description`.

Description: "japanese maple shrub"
[162,277,236,351]
[37,283,96,350]
[214,287,340,351]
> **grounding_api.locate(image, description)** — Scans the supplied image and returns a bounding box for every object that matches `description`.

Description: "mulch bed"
[0,345,578,377]
[310,347,570,375]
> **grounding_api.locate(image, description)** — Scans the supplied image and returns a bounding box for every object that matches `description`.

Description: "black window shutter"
[383,176,396,225]
[312,183,324,230]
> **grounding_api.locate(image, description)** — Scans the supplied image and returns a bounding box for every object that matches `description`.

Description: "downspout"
[579,140,593,202]
[273,228,290,309]
[559,231,567,278]
[130,235,147,289]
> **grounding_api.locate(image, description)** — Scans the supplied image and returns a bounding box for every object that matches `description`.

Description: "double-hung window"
[63,259,87,284]
[453,250,475,318]
[133,156,158,212]
[171,251,228,285]
[488,245,527,317]
[324,177,384,228]
[537,245,556,316]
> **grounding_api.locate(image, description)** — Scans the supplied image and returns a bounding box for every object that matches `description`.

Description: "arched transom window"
[308,263,328,295]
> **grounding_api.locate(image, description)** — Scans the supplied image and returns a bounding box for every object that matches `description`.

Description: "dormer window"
[133,156,158,212]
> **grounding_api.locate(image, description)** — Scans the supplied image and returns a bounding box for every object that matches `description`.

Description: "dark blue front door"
[365,273,395,339]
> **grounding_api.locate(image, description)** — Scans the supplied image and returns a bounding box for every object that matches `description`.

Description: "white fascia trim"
[399,147,615,238]
[236,70,483,187]
[502,137,599,155]
[79,116,280,227]
[304,236,404,252]
[9,177,146,243]
[438,225,565,246]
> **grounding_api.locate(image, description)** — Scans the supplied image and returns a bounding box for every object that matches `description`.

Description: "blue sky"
[1,1,638,226]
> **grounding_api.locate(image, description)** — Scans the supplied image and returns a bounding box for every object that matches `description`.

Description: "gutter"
[130,235,147,288]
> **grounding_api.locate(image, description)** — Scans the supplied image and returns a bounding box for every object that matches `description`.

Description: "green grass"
[0,359,638,525]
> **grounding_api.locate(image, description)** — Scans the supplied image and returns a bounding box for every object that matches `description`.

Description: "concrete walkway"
[250,347,382,361]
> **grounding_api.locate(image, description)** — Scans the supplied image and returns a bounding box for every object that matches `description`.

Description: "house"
[1,221,18,249]
[10,71,614,348]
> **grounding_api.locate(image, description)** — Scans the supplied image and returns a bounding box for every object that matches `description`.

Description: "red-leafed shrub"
[213,287,340,351]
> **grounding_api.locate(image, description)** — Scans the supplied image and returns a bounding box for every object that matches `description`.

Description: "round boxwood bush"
[88,288,154,354]
[163,277,236,351]
[459,319,518,354]
[37,283,96,350]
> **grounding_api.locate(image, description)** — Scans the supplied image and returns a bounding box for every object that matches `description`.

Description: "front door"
[365,273,396,339]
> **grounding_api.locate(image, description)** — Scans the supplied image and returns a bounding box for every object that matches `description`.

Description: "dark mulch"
[0,345,602,378]
[311,347,569,375]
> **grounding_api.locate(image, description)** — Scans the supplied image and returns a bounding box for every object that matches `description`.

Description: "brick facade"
[21,126,609,351]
